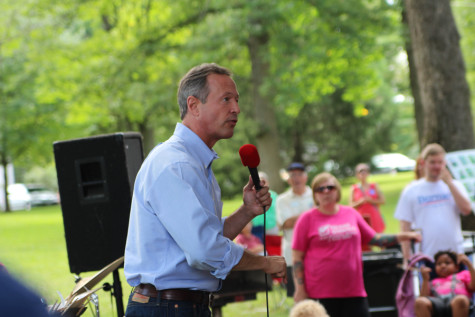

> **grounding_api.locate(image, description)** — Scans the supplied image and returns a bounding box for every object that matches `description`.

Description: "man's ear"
[187,95,200,117]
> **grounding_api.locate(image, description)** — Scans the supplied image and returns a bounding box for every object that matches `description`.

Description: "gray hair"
[177,63,232,120]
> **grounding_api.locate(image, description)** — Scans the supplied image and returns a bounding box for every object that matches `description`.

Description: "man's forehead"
[207,74,238,96]
[425,153,445,161]
[208,73,236,87]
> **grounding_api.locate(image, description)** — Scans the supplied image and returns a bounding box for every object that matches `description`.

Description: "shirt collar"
[174,123,219,169]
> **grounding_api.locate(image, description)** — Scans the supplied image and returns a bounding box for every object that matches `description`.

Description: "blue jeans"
[125,292,211,317]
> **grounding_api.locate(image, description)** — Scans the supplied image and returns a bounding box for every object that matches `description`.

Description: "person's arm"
[393,183,416,266]
[349,186,364,208]
[398,220,413,266]
[349,186,356,207]
[441,168,472,215]
[232,249,287,282]
[369,231,421,248]
[281,215,300,230]
[223,176,272,240]
[420,267,432,296]
[292,249,308,303]
[151,164,246,279]
[458,253,475,291]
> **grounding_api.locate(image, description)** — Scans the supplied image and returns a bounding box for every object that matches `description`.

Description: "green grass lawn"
[0,171,414,316]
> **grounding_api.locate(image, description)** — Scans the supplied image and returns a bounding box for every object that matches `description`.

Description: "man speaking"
[124,63,286,316]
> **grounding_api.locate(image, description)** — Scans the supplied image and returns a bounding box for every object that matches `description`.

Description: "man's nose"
[231,100,240,114]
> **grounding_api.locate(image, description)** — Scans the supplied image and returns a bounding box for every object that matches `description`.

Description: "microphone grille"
[239,144,260,168]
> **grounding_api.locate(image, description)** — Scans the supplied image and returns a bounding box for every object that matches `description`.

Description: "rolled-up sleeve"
[147,161,244,279]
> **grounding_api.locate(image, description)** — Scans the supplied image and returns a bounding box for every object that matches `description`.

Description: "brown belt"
[133,284,211,306]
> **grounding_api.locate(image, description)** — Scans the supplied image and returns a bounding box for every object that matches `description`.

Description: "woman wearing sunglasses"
[292,172,421,317]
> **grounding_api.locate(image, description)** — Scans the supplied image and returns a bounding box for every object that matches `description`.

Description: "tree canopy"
[1,0,474,199]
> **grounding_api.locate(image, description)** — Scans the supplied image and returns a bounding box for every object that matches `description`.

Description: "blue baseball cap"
[287,162,305,171]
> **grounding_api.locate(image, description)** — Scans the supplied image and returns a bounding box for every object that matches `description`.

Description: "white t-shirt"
[394,178,470,258]
[276,186,314,265]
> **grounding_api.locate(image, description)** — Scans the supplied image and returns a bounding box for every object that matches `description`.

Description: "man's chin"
[222,128,235,139]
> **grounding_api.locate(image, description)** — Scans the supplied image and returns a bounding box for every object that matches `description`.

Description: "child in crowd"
[415,250,475,317]
[235,222,264,255]
[290,299,329,317]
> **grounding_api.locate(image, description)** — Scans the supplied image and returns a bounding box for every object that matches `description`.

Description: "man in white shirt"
[394,143,472,264]
[276,162,314,297]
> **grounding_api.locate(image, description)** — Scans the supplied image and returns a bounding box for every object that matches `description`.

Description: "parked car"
[371,153,416,173]
[26,184,60,206]
[0,183,32,211]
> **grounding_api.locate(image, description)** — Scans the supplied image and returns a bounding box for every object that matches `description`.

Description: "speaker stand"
[112,269,125,317]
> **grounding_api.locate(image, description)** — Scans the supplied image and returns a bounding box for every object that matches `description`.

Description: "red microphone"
[239,144,262,190]
[240,144,270,313]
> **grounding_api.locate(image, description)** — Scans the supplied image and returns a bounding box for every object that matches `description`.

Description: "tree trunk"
[404,0,474,151]
[0,47,11,212]
[1,155,11,212]
[402,4,424,148]
[247,20,285,193]
[138,122,155,156]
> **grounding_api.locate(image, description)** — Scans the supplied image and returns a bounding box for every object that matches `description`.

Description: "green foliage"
[0,0,84,176]
[284,88,397,178]
[23,164,59,190]
[453,2,475,129]
[1,0,473,197]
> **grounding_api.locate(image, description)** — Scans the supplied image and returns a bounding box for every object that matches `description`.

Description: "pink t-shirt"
[292,205,376,298]
[431,270,473,297]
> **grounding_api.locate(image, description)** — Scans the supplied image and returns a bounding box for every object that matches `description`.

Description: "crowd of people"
[120,62,428,317]
[236,141,474,317]
[89,63,475,317]
[292,172,420,317]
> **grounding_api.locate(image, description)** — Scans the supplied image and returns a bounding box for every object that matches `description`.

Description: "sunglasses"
[315,185,337,193]
[358,169,370,173]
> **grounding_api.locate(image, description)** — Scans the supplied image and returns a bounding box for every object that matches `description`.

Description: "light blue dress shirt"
[124,123,244,292]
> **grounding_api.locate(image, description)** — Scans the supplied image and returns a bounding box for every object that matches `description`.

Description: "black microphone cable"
[263,204,269,317]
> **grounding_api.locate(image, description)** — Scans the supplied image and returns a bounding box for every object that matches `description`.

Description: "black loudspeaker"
[363,250,404,317]
[53,132,144,274]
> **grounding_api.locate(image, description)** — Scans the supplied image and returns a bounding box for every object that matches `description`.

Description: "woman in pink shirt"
[292,172,421,317]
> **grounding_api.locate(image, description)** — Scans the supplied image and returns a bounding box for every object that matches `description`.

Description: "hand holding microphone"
[239,144,262,190]
[239,144,273,214]
[239,144,288,301]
